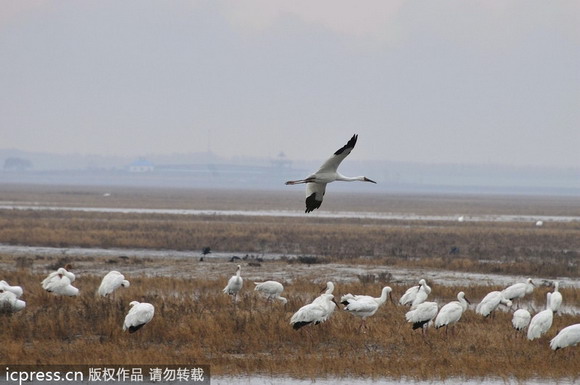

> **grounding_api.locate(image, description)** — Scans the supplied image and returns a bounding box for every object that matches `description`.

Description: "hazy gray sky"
[1,1,578,167]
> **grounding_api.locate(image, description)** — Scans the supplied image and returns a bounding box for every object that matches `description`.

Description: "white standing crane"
[290,294,337,330]
[550,324,580,350]
[340,286,392,331]
[549,281,562,314]
[512,309,531,334]
[405,301,439,335]
[476,291,512,318]
[411,280,431,309]
[399,279,424,306]
[527,292,554,341]
[434,291,470,334]
[501,278,535,306]
[223,265,243,302]
[42,266,76,291]
[123,301,155,333]
[42,271,79,296]
[97,271,130,297]
[311,282,337,318]
[0,280,23,298]
[285,134,376,213]
[0,287,26,313]
[254,281,287,304]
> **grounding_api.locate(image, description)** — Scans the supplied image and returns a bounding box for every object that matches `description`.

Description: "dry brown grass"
[1,207,578,278]
[1,269,579,381]
[1,185,579,380]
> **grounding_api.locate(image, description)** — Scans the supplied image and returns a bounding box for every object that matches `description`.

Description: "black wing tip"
[305,192,322,213]
[412,320,429,330]
[128,324,145,333]
[292,321,311,330]
[334,134,358,156]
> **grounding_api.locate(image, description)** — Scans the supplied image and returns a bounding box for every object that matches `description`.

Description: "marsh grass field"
[1,184,580,382]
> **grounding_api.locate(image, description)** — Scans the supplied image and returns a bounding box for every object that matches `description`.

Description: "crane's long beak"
[465,297,471,305]
[364,177,377,184]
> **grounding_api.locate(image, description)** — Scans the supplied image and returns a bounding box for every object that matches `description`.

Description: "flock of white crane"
[236,267,580,351]
[1,264,579,351]
[0,134,578,355]
[0,266,149,333]
[224,268,579,351]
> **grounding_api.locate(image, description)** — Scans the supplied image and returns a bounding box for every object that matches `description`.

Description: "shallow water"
[1,203,579,223]
[2,242,579,288]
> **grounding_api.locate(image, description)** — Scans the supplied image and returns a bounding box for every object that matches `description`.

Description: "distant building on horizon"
[128,158,154,173]
[271,152,291,169]
[3,157,33,171]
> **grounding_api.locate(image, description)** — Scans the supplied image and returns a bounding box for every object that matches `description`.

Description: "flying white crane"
[475,291,512,318]
[254,281,287,304]
[97,271,130,297]
[0,287,26,313]
[340,286,392,331]
[0,280,23,298]
[434,291,470,334]
[549,281,562,314]
[223,265,243,302]
[405,301,439,335]
[512,309,531,334]
[285,134,376,213]
[290,294,337,330]
[527,292,554,341]
[123,301,155,333]
[550,324,580,350]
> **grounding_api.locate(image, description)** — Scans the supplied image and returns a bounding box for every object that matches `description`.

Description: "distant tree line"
[3,157,33,171]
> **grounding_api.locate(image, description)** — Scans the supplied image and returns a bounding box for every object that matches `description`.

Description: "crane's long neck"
[459,296,468,311]
[325,282,334,294]
[377,289,390,305]
[336,174,364,182]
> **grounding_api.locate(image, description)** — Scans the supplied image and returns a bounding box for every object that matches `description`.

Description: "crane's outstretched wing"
[315,134,358,174]
[305,182,326,213]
